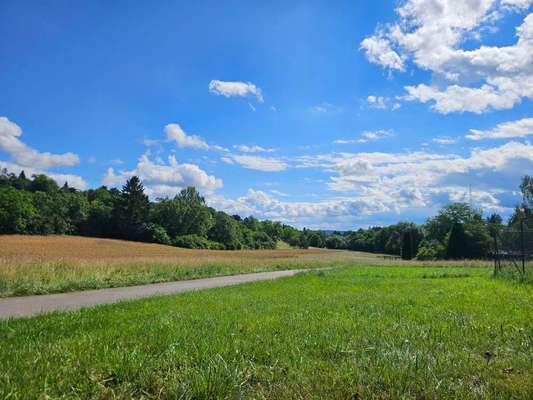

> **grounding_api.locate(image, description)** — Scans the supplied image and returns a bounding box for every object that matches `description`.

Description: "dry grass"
[0,235,492,297]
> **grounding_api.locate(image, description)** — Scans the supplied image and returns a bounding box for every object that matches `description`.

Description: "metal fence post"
[521,218,526,276]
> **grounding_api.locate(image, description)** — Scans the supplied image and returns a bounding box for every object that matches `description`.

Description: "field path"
[0,269,308,320]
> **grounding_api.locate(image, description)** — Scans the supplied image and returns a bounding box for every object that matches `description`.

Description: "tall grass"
[0,235,493,297]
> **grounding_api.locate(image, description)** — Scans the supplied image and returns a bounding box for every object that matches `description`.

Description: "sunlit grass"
[1,265,532,399]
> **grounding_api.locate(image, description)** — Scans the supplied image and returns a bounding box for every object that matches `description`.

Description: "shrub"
[173,234,224,250]
[145,223,171,245]
[416,240,445,260]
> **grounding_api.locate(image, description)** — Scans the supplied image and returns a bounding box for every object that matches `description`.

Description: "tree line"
[0,169,304,250]
[0,168,531,258]
[310,175,532,260]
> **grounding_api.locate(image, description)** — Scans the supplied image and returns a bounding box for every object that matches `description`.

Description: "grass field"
[0,235,490,297]
[1,265,532,399]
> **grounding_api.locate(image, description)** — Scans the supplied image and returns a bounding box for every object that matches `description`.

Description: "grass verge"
[1,265,532,399]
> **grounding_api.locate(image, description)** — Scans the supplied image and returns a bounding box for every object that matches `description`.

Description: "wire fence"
[492,221,533,278]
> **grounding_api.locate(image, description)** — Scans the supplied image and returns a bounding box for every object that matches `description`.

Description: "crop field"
[1,265,532,399]
[0,235,491,297]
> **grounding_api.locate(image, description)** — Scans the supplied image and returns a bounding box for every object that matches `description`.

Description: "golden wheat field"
[0,235,491,297]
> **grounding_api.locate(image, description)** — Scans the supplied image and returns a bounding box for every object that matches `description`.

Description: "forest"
[0,169,531,260]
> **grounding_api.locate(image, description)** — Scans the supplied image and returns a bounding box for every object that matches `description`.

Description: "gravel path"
[0,269,307,320]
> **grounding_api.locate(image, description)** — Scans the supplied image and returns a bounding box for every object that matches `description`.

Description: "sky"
[1,0,532,230]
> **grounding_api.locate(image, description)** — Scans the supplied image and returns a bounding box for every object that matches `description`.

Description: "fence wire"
[492,222,533,277]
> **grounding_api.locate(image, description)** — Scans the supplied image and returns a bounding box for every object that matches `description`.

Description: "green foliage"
[401,230,415,260]
[425,203,475,243]
[145,223,171,245]
[249,231,276,249]
[416,240,445,260]
[113,176,150,241]
[30,191,72,234]
[445,223,468,259]
[325,235,346,249]
[209,212,242,250]
[0,168,529,259]
[509,175,533,229]
[173,234,224,250]
[0,187,35,233]
[29,174,59,193]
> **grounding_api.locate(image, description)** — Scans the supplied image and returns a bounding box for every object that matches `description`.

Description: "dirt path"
[0,269,307,320]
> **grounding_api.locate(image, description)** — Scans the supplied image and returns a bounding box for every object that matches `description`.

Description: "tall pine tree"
[113,176,149,241]
[445,222,468,259]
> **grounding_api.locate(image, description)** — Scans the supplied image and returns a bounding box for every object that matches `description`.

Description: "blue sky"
[1,0,532,229]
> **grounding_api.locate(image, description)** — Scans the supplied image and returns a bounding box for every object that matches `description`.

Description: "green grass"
[1,265,532,399]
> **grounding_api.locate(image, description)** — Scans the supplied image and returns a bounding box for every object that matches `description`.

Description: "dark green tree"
[0,187,36,233]
[445,223,468,259]
[401,230,415,260]
[113,176,150,241]
[209,212,242,249]
[29,174,59,193]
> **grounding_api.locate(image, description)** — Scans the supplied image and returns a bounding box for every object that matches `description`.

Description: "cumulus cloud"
[233,145,275,153]
[103,154,223,197]
[221,154,288,172]
[208,80,264,102]
[0,117,79,169]
[466,117,533,140]
[360,32,405,71]
[362,1,533,113]
[325,142,531,212]
[165,123,209,150]
[0,117,85,189]
[203,139,533,228]
[208,189,390,229]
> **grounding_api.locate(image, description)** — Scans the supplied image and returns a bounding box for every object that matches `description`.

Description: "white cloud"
[333,139,358,145]
[233,145,275,153]
[357,129,394,143]
[366,95,401,110]
[0,117,85,189]
[0,117,79,169]
[287,141,533,223]
[103,154,223,197]
[221,154,287,172]
[466,117,533,140]
[208,80,264,102]
[165,123,209,150]
[432,136,458,144]
[360,32,405,71]
[208,189,390,229]
[362,1,533,113]
[269,189,289,197]
[334,130,394,145]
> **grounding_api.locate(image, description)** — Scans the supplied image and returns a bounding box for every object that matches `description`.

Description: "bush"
[173,234,224,250]
[416,240,445,260]
[145,223,171,245]
[250,231,276,249]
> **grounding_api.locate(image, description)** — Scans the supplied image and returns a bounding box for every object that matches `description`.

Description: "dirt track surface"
[0,269,307,320]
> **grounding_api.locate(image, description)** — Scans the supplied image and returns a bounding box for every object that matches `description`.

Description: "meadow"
[1,265,532,399]
[0,235,490,297]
